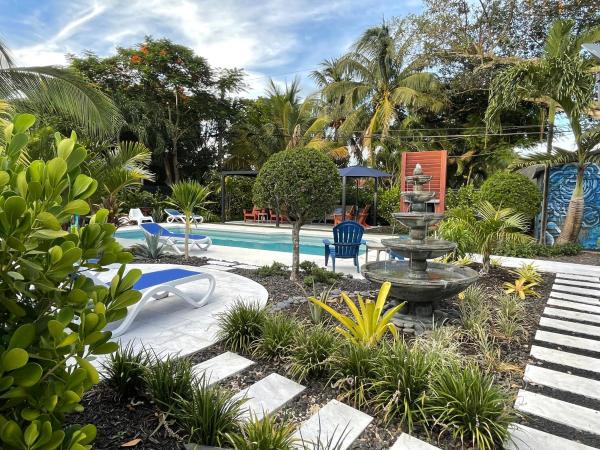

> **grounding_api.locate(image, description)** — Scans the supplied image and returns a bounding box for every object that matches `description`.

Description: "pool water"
[115,226,365,256]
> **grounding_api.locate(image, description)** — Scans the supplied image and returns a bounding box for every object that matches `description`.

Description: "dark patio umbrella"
[338,166,392,225]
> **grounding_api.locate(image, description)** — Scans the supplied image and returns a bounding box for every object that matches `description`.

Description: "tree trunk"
[539,107,555,245]
[164,153,174,185]
[290,221,302,281]
[556,165,585,244]
[481,252,490,274]
[184,216,190,258]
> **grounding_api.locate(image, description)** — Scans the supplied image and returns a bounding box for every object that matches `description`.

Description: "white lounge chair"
[110,268,216,337]
[129,208,154,225]
[140,223,212,253]
[164,208,204,224]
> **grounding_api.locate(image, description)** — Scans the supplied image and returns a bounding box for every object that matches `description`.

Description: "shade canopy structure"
[338,166,392,225]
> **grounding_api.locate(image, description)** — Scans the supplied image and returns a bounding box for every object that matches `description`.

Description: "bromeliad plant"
[309,281,403,347]
[0,114,140,450]
[503,278,541,300]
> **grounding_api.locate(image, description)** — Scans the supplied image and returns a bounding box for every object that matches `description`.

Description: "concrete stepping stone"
[234,373,305,422]
[551,292,600,306]
[539,317,600,338]
[553,284,600,298]
[514,389,600,435]
[553,278,600,289]
[548,298,600,315]
[530,345,600,373]
[390,433,440,449]
[544,307,600,324]
[293,399,373,450]
[557,273,600,283]
[192,352,254,386]
[507,423,596,450]
[524,365,600,401]
[535,330,600,353]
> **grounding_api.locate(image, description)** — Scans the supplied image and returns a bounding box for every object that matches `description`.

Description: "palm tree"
[441,201,532,273]
[486,20,600,243]
[321,23,444,166]
[168,181,212,257]
[0,40,122,139]
[88,141,154,223]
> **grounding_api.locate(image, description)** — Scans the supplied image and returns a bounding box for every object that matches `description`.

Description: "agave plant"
[309,281,404,347]
[130,231,167,259]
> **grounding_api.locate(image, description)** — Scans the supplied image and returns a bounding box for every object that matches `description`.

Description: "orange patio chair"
[356,204,371,228]
[243,207,259,222]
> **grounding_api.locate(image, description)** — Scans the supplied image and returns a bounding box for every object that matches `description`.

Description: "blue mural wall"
[546,163,600,249]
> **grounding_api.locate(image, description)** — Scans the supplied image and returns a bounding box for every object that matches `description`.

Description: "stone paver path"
[390,433,440,449]
[510,272,600,449]
[191,351,254,385]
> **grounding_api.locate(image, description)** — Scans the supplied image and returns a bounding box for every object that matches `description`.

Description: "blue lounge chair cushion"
[132,268,203,291]
[140,223,209,240]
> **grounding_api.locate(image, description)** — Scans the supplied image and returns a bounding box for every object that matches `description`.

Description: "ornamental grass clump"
[494,293,526,343]
[309,281,403,347]
[288,324,340,382]
[330,342,380,408]
[217,300,267,352]
[253,312,301,359]
[102,342,152,400]
[144,353,194,411]
[175,382,246,447]
[226,414,297,449]
[457,284,492,332]
[426,364,514,450]
[369,340,432,431]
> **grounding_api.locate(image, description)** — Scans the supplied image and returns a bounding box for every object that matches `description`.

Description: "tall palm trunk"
[557,164,585,244]
[184,215,191,257]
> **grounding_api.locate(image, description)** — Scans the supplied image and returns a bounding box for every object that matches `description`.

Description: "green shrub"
[446,184,480,210]
[479,172,542,220]
[253,148,341,280]
[495,241,582,257]
[0,115,139,449]
[175,382,245,447]
[102,343,151,400]
[300,260,342,286]
[224,176,255,220]
[144,354,194,410]
[227,415,297,449]
[121,189,167,222]
[217,301,267,352]
[369,340,431,431]
[426,364,513,450]
[253,313,301,359]
[288,324,340,382]
[377,185,400,225]
[256,262,289,277]
[330,343,379,408]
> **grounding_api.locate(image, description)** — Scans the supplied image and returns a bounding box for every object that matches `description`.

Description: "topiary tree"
[0,114,140,449]
[479,172,542,220]
[253,148,340,281]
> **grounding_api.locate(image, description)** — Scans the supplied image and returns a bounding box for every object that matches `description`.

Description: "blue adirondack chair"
[323,221,366,272]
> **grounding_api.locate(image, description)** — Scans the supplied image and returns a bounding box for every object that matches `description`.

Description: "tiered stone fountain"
[362,164,478,332]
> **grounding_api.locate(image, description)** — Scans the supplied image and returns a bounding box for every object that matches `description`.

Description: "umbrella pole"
[373,177,378,226]
[342,176,347,221]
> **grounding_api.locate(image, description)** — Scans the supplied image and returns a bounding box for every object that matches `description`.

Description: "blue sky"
[1,0,423,97]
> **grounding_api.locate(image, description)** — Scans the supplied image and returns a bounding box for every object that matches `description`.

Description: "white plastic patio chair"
[164,208,204,224]
[140,223,212,252]
[109,268,216,337]
[129,208,154,225]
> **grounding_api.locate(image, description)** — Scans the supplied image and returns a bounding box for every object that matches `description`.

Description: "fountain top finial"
[413,164,424,176]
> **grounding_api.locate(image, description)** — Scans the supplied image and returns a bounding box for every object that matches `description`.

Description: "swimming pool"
[115,226,365,256]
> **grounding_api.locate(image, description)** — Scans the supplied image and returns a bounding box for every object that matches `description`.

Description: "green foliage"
[330,343,379,408]
[120,190,167,222]
[253,148,340,280]
[253,313,300,359]
[130,231,167,259]
[223,176,255,220]
[227,415,297,450]
[175,381,245,447]
[168,180,212,257]
[102,343,151,400]
[255,262,289,277]
[446,184,481,210]
[300,261,342,285]
[495,241,582,257]
[288,324,340,382]
[457,285,492,332]
[426,364,513,450]
[439,201,532,272]
[0,114,139,449]
[309,282,403,347]
[503,278,541,300]
[494,293,525,343]
[479,172,542,220]
[144,354,194,411]
[306,283,337,325]
[377,185,400,226]
[217,301,267,352]
[369,340,431,431]
[510,263,543,284]
[412,326,463,370]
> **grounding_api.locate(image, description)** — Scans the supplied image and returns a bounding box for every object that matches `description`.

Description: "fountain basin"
[362,260,479,303]
[381,238,456,260]
[401,191,436,204]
